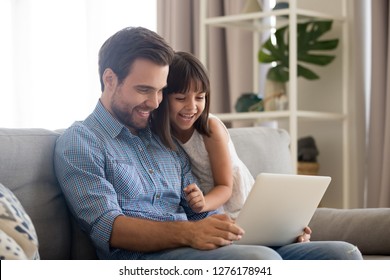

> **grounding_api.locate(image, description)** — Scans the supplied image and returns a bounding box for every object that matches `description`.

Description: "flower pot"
[263,80,288,111]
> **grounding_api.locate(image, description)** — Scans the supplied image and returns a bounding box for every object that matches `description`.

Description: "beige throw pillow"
[0,183,39,260]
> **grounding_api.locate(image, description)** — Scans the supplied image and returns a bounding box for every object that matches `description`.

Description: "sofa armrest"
[309,208,390,255]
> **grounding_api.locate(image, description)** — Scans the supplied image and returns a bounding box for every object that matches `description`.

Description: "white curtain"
[0,0,156,129]
[347,0,370,208]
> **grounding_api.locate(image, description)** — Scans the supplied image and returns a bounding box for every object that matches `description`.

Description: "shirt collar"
[93,100,153,144]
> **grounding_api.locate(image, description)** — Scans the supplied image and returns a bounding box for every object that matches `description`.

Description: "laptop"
[234,172,331,246]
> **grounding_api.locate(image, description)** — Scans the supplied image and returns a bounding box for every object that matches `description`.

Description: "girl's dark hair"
[151,51,211,150]
[98,26,174,91]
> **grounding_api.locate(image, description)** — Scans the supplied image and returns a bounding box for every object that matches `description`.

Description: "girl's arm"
[200,117,233,212]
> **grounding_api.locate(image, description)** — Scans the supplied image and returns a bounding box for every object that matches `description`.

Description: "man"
[54,27,362,260]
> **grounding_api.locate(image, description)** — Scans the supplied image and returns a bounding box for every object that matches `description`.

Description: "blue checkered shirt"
[54,101,214,259]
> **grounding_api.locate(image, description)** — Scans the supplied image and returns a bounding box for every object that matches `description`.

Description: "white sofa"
[1,126,389,259]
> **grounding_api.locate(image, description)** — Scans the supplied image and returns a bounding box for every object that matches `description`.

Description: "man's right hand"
[184,214,245,250]
[111,213,245,253]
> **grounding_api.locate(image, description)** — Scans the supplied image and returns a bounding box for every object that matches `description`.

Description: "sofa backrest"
[228,126,293,177]
[0,128,97,260]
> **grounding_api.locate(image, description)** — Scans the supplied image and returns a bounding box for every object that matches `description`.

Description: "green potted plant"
[258,19,339,110]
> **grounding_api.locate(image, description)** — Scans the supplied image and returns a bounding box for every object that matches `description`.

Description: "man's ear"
[102,68,117,90]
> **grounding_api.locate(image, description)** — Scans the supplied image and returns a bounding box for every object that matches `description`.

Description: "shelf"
[204,8,346,31]
[200,0,350,208]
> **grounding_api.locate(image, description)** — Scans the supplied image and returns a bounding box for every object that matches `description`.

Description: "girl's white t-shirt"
[178,114,255,219]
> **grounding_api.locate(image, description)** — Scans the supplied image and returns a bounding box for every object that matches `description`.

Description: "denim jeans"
[139,241,363,260]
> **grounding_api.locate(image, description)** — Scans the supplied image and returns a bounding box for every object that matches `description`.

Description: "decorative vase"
[263,80,288,111]
[235,93,263,112]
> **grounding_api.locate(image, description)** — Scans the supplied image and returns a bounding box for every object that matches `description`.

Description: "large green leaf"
[298,54,335,66]
[266,63,320,82]
[297,64,319,80]
[308,39,339,51]
[258,20,339,83]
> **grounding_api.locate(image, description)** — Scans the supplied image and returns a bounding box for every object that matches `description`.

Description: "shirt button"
[156,194,161,199]
[149,169,154,174]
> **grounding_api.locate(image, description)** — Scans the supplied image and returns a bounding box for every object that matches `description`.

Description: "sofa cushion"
[229,126,293,177]
[0,128,72,259]
[310,207,390,255]
[0,183,39,259]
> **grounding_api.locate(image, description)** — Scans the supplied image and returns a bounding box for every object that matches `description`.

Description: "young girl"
[152,51,254,219]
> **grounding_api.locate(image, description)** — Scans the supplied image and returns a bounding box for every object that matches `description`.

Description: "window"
[0,0,156,129]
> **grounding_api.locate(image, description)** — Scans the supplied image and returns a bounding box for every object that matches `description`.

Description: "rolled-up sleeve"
[54,124,123,256]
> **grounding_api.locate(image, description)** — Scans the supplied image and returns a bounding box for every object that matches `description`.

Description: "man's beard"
[110,98,151,132]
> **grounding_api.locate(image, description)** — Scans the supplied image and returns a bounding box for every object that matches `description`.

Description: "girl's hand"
[297,226,312,243]
[184,183,206,213]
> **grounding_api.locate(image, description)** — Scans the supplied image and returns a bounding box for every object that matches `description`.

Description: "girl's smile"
[168,88,206,142]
